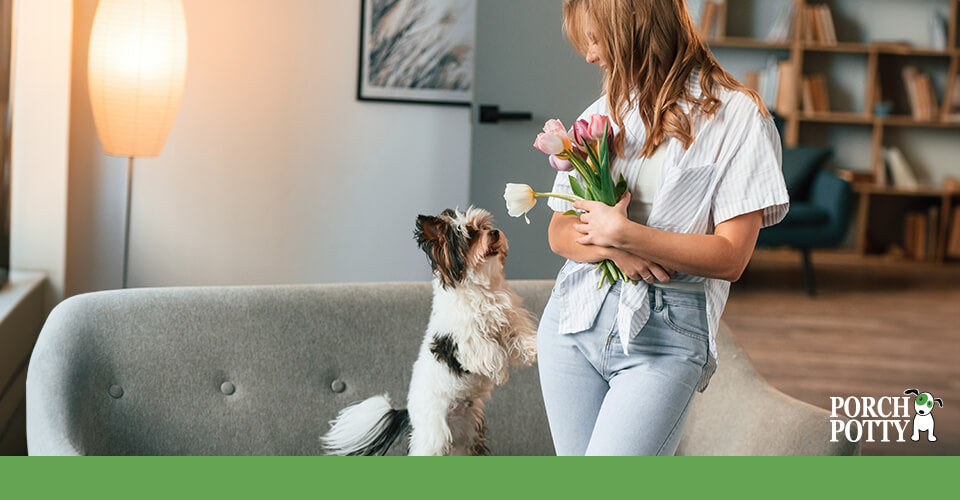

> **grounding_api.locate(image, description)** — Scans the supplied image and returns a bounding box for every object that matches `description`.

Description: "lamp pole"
[122,156,134,289]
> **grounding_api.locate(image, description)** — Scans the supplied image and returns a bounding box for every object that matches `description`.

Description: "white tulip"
[503,183,584,224]
[504,183,537,223]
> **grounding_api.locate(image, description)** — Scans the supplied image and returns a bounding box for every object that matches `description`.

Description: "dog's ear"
[414,214,467,288]
[904,389,919,396]
[934,398,943,408]
[415,215,444,245]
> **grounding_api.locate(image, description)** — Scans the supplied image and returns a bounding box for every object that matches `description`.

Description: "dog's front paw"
[518,333,537,365]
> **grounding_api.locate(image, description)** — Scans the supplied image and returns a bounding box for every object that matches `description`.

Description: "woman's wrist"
[609,216,640,251]
[598,245,621,261]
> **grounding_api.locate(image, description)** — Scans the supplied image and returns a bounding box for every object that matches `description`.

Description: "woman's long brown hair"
[562,0,770,158]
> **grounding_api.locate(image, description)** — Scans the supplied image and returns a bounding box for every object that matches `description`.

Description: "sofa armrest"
[676,322,860,456]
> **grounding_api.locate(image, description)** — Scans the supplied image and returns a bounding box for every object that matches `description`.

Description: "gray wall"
[51,0,960,293]
[66,0,471,295]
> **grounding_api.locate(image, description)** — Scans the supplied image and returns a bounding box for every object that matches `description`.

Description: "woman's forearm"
[603,215,761,282]
[548,213,609,263]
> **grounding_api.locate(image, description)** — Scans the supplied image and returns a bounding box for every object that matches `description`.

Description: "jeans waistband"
[608,280,707,310]
[648,284,706,310]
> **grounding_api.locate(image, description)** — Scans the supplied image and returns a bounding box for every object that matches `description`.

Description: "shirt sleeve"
[711,109,790,228]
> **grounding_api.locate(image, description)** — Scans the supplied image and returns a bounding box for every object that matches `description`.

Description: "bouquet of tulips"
[503,115,632,288]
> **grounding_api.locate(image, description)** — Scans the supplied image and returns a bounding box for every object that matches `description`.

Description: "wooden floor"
[724,249,960,456]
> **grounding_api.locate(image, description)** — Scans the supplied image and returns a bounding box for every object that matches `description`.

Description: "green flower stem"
[532,192,584,204]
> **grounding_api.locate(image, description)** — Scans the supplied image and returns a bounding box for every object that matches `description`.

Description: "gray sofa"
[26,281,859,456]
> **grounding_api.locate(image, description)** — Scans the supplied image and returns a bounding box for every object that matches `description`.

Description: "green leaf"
[584,144,614,204]
[599,161,614,205]
[616,177,628,199]
[569,176,586,199]
[562,209,581,216]
[599,123,609,171]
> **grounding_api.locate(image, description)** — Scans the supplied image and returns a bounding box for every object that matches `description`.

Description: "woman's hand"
[607,248,676,284]
[572,192,631,248]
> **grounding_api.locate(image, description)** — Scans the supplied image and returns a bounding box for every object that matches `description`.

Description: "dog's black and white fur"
[320,207,538,455]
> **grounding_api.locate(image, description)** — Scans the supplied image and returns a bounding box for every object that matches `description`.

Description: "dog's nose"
[490,229,500,241]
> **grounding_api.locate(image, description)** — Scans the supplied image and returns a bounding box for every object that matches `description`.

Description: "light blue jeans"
[537,280,710,456]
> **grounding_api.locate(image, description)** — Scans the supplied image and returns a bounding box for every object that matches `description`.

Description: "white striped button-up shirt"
[547,69,789,392]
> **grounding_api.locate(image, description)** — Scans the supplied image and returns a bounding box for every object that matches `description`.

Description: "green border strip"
[2,456,958,498]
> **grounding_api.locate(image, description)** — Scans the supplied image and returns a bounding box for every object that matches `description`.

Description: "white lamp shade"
[88,0,188,157]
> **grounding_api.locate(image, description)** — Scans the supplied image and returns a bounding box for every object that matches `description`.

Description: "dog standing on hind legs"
[321,207,538,456]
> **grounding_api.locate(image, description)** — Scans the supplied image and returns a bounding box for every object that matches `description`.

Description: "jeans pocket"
[660,302,709,343]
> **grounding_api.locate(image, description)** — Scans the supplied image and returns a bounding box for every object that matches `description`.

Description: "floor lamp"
[87,0,188,288]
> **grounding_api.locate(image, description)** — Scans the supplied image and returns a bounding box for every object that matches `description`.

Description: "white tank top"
[626,142,668,225]
[623,142,705,293]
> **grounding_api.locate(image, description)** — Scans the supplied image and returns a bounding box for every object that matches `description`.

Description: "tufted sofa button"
[108,385,124,399]
[330,379,346,393]
[220,382,236,395]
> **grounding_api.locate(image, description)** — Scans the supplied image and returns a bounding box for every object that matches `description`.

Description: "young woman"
[536,0,789,455]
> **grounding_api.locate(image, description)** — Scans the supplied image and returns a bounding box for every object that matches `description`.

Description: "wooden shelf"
[702,0,960,264]
[853,184,953,198]
[711,41,954,57]
[880,115,960,128]
[706,37,792,50]
[796,113,960,128]
[797,112,872,124]
[805,43,956,57]
[804,42,870,53]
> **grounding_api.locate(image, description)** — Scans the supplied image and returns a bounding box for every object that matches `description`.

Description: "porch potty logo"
[830,389,944,443]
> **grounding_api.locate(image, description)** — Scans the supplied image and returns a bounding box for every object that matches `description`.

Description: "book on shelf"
[818,4,837,45]
[775,60,796,115]
[904,212,926,261]
[745,58,783,110]
[803,4,837,45]
[744,71,760,94]
[927,205,939,262]
[759,55,781,109]
[901,66,939,121]
[883,147,919,189]
[930,10,949,51]
[947,206,960,259]
[949,76,960,120]
[904,209,937,261]
[766,1,795,42]
[697,0,724,39]
[802,74,830,113]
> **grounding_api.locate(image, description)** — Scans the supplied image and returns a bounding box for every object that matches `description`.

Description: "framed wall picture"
[358,0,475,106]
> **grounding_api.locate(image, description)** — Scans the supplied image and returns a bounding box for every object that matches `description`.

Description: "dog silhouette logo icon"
[904,389,943,442]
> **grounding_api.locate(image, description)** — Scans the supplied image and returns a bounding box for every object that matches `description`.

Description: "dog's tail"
[320,393,410,456]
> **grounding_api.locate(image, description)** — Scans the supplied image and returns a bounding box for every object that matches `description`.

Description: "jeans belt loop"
[654,286,663,311]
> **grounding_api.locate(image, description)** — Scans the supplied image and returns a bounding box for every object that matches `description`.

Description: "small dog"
[905,388,943,442]
[321,207,538,455]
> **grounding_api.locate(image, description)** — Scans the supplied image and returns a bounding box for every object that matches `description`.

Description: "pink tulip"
[587,114,611,142]
[534,132,565,155]
[549,155,574,172]
[542,119,567,136]
[573,119,591,147]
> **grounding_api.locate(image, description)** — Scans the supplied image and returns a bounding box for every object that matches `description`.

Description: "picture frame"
[357,0,475,106]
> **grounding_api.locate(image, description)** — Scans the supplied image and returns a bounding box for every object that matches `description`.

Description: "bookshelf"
[697,0,960,264]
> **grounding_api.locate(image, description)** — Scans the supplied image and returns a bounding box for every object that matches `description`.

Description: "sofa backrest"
[26,281,553,455]
[26,280,857,456]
